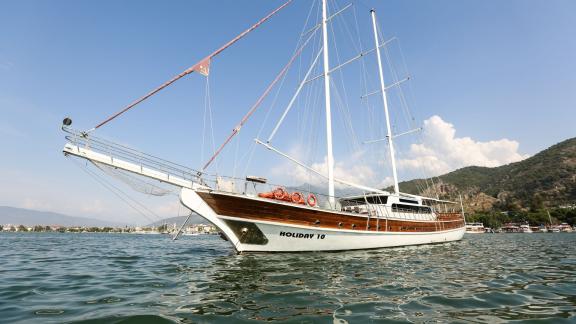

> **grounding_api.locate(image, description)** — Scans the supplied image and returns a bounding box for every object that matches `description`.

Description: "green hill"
[397,137,576,211]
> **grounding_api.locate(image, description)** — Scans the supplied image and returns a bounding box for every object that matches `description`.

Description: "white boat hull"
[224,217,464,252]
[180,188,465,253]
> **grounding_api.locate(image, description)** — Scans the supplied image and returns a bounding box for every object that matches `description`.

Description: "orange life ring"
[258,192,274,199]
[291,192,304,204]
[307,193,317,207]
[282,191,293,202]
[273,187,286,200]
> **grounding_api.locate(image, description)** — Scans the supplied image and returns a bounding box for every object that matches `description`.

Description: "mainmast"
[322,0,336,205]
[370,9,400,195]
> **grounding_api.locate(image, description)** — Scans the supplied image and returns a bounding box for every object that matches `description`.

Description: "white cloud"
[268,115,527,190]
[397,115,528,176]
[271,148,391,191]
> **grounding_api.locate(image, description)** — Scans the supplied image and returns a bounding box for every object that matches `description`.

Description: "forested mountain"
[397,137,576,212]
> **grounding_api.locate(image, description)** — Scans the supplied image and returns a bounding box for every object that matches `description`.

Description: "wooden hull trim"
[217,214,463,235]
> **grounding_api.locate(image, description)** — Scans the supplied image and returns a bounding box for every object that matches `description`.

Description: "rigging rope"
[90,0,293,132]
[200,30,317,173]
[68,158,163,225]
[241,0,320,178]
[329,5,364,158]
[201,74,216,167]
[92,161,174,196]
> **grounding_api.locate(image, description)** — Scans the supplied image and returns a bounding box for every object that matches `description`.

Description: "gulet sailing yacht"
[62,0,465,253]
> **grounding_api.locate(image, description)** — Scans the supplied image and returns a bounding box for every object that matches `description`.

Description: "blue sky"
[1,0,574,224]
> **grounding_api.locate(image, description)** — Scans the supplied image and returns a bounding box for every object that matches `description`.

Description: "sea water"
[0,232,574,323]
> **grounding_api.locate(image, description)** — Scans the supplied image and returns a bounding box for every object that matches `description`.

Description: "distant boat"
[133,230,161,235]
[465,222,485,234]
[546,210,556,233]
[501,223,520,233]
[558,223,573,232]
[519,224,533,233]
[537,225,548,233]
[549,226,560,233]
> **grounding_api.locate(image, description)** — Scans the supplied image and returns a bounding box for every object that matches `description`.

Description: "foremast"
[370,9,400,195]
[322,0,336,205]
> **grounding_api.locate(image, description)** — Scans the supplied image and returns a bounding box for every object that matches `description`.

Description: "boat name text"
[279,231,325,239]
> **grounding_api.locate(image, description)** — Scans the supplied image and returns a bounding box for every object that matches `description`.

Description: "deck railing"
[63,127,462,222]
[64,127,200,184]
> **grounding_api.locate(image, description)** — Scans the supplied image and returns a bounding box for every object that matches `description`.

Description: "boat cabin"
[339,193,432,215]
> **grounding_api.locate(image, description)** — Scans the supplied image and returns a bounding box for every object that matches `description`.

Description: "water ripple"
[0,232,575,323]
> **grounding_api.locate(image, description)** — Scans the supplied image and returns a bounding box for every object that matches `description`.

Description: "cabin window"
[399,198,418,204]
[366,196,387,204]
[391,203,431,214]
[341,196,388,206]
